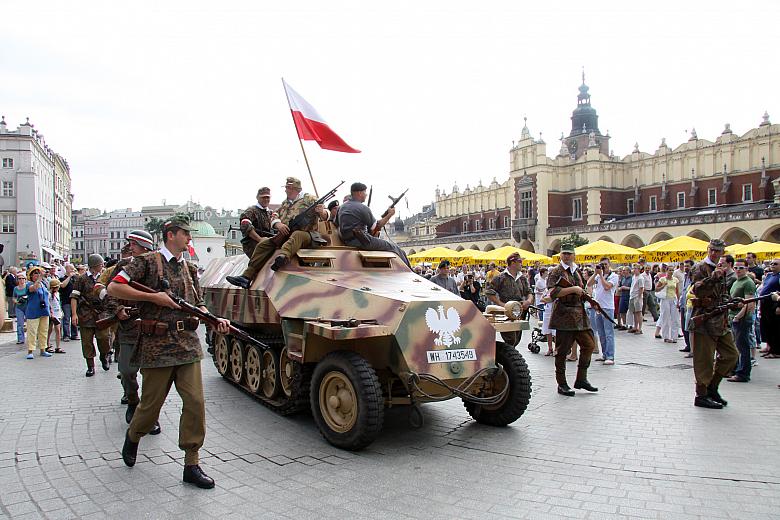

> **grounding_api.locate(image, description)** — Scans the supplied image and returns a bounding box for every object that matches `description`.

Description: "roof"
[189,220,221,238]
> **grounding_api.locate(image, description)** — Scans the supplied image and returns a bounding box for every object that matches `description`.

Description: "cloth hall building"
[399,80,780,257]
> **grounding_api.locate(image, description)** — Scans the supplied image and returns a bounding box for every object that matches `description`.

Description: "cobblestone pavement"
[1,320,779,520]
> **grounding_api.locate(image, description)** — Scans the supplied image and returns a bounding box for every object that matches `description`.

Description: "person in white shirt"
[587,257,619,364]
[534,267,548,321]
[629,264,645,334]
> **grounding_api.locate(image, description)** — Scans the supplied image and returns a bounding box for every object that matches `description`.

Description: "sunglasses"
[734,266,747,270]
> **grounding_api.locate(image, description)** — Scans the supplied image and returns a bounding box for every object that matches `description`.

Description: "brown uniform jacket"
[485,271,531,304]
[547,264,590,331]
[239,205,277,255]
[70,272,107,328]
[119,250,205,368]
[104,257,140,332]
[690,260,730,336]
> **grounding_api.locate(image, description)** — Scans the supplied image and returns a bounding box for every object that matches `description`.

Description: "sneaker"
[40,351,53,358]
[596,357,606,362]
[751,359,758,367]
[604,359,615,365]
[25,353,34,359]
[62,337,70,342]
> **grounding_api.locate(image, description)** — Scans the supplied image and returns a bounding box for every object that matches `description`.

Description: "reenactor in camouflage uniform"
[485,252,533,346]
[71,253,111,377]
[546,246,599,396]
[101,231,161,435]
[239,186,278,258]
[689,239,739,409]
[228,177,328,288]
[109,216,230,488]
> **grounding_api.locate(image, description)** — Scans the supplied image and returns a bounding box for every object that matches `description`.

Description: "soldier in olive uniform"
[689,239,739,409]
[546,246,599,396]
[239,187,278,258]
[228,177,327,288]
[485,252,533,346]
[109,216,230,488]
[71,253,111,377]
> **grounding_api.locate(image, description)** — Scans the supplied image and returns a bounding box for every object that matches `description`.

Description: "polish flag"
[283,80,361,153]
[187,239,196,258]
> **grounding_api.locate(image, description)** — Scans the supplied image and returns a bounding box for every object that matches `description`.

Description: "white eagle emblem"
[425,305,462,347]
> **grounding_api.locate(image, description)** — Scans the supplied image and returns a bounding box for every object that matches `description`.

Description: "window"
[520,190,532,219]
[572,198,582,220]
[1,181,13,197]
[488,218,495,230]
[1,158,13,168]
[743,184,753,202]
[503,216,509,228]
[627,198,635,214]
[463,221,469,232]
[708,188,717,206]
[677,192,685,208]
[649,195,657,212]
[474,220,482,231]
[1,214,15,233]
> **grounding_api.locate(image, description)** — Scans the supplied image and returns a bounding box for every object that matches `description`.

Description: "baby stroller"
[526,305,544,354]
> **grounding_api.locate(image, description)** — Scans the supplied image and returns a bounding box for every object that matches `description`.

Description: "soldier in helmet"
[71,253,111,377]
[108,215,230,489]
[227,177,328,288]
[238,187,278,258]
[689,239,739,409]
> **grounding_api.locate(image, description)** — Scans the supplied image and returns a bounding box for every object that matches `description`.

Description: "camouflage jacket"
[119,249,205,368]
[690,260,730,336]
[485,271,531,304]
[70,271,107,327]
[273,193,319,230]
[104,258,140,332]
[547,263,590,331]
[239,205,277,250]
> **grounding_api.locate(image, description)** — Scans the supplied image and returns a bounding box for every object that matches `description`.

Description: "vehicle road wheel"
[213,333,230,377]
[310,351,384,450]
[229,338,245,383]
[279,346,294,398]
[464,341,531,426]
[245,345,262,393]
[260,349,280,399]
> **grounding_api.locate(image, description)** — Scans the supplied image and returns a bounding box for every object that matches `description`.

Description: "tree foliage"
[560,232,588,251]
[144,217,165,246]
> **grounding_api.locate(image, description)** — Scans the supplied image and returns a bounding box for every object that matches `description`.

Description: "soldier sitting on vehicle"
[238,187,278,258]
[227,177,328,288]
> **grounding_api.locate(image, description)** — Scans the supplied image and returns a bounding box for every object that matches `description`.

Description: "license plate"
[426,348,477,363]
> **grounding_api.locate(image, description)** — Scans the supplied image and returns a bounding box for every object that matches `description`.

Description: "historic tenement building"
[400,77,780,256]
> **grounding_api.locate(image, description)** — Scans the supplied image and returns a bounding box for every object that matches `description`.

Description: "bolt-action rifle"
[691,293,775,327]
[371,188,408,237]
[270,181,345,247]
[127,279,268,351]
[555,274,617,325]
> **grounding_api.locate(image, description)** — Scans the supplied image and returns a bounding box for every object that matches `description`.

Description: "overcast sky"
[3,1,778,219]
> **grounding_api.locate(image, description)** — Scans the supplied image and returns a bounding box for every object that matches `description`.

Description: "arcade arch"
[720,227,752,246]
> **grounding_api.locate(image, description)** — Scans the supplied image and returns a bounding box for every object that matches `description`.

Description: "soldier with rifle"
[71,253,111,377]
[227,177,332,288]
[108,215,230,489]
[689,239,739,409]
[238,186,278,258]
[337,182,411,268]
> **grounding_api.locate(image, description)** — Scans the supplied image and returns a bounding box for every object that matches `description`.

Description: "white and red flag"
[187,239,196,258]
[282,80,360,153]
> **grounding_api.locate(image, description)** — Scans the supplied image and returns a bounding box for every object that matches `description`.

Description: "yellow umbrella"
[552,240,641,264]
[638,239,668,253]
[727,240,780,261]
[642,236,710,263]
[474,246,552,266]
[408,246,472,267]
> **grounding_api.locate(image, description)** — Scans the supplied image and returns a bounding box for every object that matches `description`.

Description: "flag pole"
[282,78,319,197]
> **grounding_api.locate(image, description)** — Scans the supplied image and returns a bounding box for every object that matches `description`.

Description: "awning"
[41,246,63,260]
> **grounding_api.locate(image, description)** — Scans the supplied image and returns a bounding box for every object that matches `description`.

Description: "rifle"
[367,185,373,207]
[127,280,268,351]
[228,225,274,239]
[555,274,617,325]
[271,181,344,247]
[96,307,139,330]
[691,294,774,327]
[371,188,408,237]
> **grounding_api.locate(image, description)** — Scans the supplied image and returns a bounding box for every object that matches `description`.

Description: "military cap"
[127,229,154,250]
[350,182,367,193]
[708,238,726,251]
[327,200,340,210]
[163,215,192,232]
[560,245,575,254]
[257,186,271,196]
[507,252,522,264]
[283,177,302,189]
[87,253,104,268]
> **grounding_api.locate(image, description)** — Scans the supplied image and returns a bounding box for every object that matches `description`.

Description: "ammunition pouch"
[139,317,200,336]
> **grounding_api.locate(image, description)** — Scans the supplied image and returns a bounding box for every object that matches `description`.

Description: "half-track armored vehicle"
[200,223,532,450]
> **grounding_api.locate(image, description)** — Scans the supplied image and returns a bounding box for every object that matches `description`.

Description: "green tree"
[145,217,165,246]
[560,232,588,251]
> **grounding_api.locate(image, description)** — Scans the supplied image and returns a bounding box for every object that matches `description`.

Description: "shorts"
[628,297,643,313]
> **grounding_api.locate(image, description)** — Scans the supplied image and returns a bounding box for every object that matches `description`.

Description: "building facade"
[0,117,73,266]
[107,209,144,258]
[400,78,780,257]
